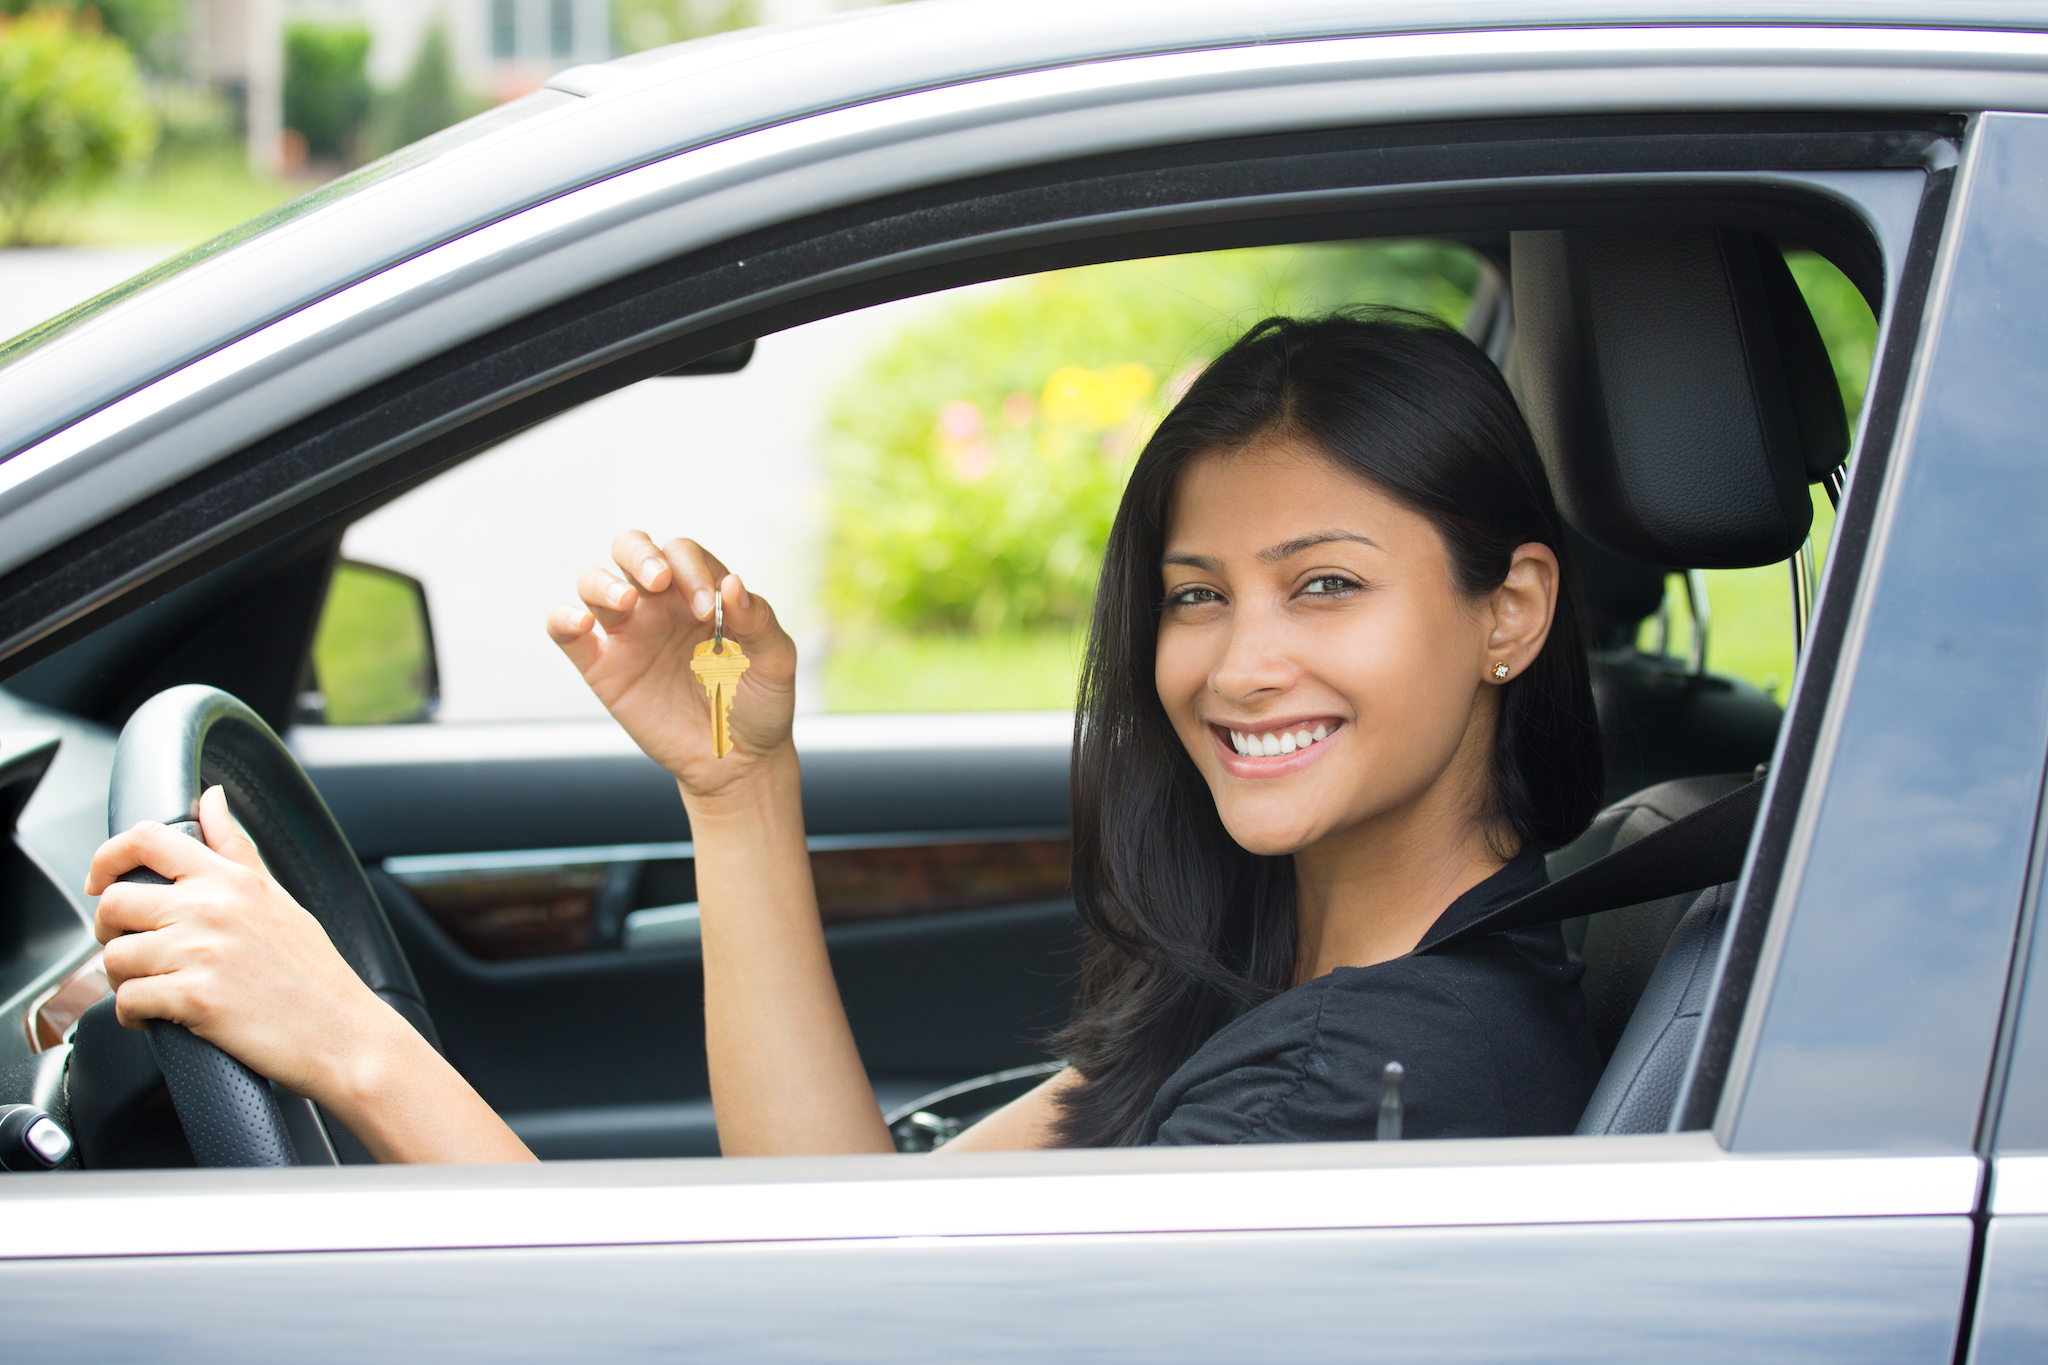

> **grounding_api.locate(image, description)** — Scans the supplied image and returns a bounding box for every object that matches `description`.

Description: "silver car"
[1,2,2045,1360]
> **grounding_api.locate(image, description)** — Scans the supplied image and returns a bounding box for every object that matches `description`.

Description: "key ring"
[713,588,724,651]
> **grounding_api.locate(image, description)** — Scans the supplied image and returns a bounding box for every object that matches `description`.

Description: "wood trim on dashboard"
[386,831,1072,961]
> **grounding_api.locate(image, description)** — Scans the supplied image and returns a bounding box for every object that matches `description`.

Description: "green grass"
[34,149,304,247]
[824,629,1083,712]
[1644,486,1840,705]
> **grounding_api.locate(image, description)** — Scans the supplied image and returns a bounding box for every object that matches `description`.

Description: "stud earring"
[1491,662,1511,680]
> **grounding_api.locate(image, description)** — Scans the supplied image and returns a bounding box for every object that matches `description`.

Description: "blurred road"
[342,302,927,721]
[0,246,181,343]
[0,245,968,721]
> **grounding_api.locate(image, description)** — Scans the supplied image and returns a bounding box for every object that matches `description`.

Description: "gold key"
[689,591,750,758]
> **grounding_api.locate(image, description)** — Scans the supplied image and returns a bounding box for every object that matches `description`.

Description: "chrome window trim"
[287,712,1075,769]
[0,1134,1978,1260]
[0,25,2037,583]
[1992,1154,2048,1214]
[381,825,1070,877]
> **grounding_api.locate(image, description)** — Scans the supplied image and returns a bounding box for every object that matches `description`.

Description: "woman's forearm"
[320,1000,537,1164]
[685,750,893,1156]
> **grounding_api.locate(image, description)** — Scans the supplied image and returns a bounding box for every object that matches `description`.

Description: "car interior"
[0,111,1927,1170]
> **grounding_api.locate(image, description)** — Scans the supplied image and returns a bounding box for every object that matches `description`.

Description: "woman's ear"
[1483,542,1560,683]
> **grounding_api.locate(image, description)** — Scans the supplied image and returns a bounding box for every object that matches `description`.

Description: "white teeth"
[1228,724,1336,758]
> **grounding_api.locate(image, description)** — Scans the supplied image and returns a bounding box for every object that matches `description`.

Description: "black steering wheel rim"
[104,684,439,1166]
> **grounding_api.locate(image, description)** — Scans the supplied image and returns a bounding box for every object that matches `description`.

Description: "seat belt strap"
[1420,778,1764,953]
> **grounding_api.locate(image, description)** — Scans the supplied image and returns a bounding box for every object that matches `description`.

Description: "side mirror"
[661,339,753,375]
[296,560,440,725]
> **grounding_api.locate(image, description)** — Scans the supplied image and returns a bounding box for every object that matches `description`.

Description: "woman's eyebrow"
[1162,551,1222,571]
[1259,530,1381,562]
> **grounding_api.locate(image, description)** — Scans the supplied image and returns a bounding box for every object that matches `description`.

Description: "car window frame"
[0,111,1983,1212]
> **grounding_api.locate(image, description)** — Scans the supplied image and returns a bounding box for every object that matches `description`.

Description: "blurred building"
[186,0,284,172]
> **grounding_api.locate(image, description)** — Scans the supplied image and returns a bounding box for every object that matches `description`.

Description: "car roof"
[1,0,2039,450]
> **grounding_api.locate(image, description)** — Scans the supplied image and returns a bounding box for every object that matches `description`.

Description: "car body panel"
[0,1138,1979,1362]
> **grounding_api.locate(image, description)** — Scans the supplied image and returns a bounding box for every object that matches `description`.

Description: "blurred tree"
[0,5,158,242]
[611,0,757,53]
[825,244,1478,637]
[0,0,182,71]
[284,21,370,162]
[362,22,486,158]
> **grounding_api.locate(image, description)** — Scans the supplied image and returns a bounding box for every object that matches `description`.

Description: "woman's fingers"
[95,879,175,942]
[546,603,601,672]
[657,538,731,623]
[576,567,637,629]
[720,572,794,663]
[611,529,673,594]
[196,786,263,874]
[85,819,215,895]
[110,973,185,1032]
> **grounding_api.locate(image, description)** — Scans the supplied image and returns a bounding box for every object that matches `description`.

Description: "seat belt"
[1419,778,1764,953]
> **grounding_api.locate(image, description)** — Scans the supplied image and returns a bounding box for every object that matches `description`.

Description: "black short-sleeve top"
[1140,849,1602,1145]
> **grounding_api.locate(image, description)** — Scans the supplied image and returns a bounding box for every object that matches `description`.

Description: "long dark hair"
[1051,310,1605,1148]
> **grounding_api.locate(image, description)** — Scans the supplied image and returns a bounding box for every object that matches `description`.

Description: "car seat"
[1511,224,1850,1134]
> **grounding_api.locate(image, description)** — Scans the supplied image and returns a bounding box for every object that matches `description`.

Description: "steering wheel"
[99,684,440,1166]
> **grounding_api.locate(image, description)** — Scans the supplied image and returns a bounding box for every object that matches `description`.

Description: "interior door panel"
[304,732,1078,1158]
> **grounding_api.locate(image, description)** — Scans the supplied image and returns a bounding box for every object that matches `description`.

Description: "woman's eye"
[1166,586,1223,607]
[1302,575,1358,596]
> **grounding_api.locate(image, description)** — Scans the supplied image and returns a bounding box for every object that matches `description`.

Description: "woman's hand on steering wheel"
[546,532,798,797]
[86,786,409,1104]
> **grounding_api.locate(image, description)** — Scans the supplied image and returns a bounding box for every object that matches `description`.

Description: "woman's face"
[1155,437,1555,858]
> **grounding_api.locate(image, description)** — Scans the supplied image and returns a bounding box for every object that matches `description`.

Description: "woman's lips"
[1209,719,1343,777]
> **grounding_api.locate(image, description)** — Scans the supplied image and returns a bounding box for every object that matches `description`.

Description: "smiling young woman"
[83,310,1605,1163]
[1050,313,1605,1147]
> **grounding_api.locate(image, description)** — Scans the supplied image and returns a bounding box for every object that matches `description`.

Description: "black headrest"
[1512,228,1848,569]
[1567,526,1667,651]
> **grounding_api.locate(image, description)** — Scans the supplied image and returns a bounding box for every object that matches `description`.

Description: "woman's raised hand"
[546,532,798,791]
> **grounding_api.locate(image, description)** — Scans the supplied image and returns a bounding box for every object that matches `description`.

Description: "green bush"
[0,0,181,71]
[1785,251,1879,420]
[285,22,371,162]
[0,5,157,242]
[362,23,486,158]
[823,244,1479,640]
[611,0,758,53]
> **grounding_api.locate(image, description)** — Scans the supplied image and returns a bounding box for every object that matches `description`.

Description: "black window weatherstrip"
[0,113,1946,691]
[1672,153,1959,1136]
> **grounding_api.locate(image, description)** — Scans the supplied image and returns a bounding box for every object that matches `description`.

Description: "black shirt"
[1141,850,1601,1145]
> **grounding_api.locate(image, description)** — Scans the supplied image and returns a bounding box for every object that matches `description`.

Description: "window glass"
[322,243,1877,724]
[335,243,1480,722]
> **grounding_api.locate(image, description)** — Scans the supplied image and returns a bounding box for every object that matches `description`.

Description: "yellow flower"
[1041,363,1156,430]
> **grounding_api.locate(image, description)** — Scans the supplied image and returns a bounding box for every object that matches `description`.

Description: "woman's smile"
[1210,717,1345,775]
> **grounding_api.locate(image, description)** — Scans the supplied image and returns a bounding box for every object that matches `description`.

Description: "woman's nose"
[1208,606,1296,701]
